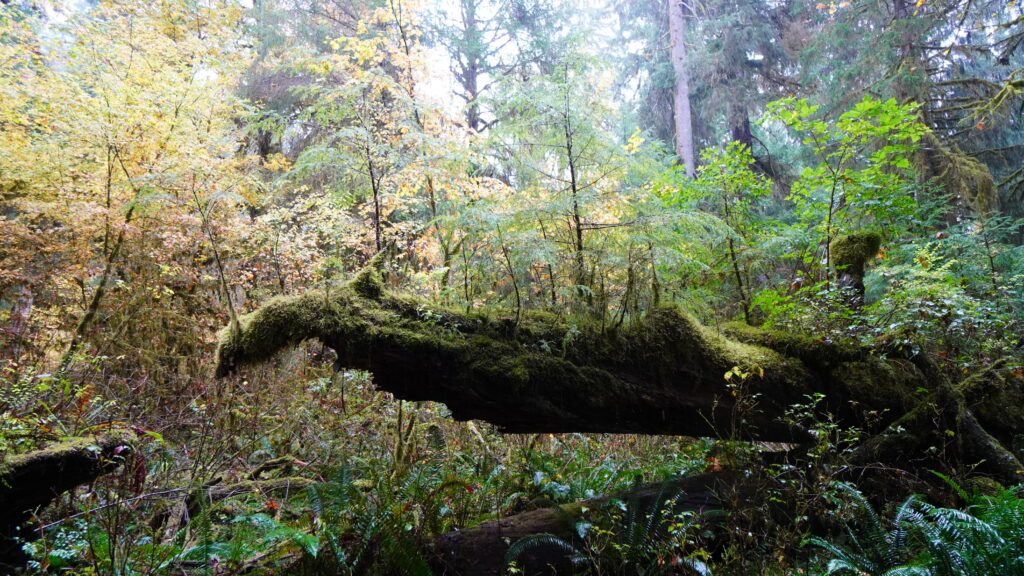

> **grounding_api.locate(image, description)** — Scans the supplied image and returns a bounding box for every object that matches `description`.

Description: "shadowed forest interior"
[1,0,1024,574]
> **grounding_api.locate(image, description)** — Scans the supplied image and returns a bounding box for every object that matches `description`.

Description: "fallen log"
[220,270,896,439]
[0,431,134,567]
[215,268,1024,484]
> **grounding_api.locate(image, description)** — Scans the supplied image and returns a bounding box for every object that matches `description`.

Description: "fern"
[505,533,591,575]
[807,482,1024,576]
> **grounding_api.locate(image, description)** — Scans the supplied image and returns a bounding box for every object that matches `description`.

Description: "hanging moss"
[915,132,998,216]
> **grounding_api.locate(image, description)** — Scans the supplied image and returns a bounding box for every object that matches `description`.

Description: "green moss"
[216,289,366,374]
[915,132,998,215]
[960,361,1024,440]
[3,432,133,470]
[723,321,865,367]
[831,232,882,273]
[616,306,816,425]
[964,476,1004,497]
[831,360,917,413]
[632,307,804,380]
[351,266,385,300]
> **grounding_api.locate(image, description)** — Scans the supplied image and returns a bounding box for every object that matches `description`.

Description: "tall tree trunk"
[668,0,696,178]
[460,0,483,132]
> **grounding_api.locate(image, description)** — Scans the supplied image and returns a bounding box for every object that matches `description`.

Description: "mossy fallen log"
[0,432,134,567]
[215,270,1024,484]
[216,270,912,442]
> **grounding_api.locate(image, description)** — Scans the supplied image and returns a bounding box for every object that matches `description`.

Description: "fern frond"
[505,533,588,573]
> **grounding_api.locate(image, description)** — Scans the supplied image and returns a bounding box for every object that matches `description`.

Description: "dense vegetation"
[1,0,1022,574]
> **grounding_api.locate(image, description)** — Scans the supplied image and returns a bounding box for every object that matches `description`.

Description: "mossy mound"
[831,232,882,273]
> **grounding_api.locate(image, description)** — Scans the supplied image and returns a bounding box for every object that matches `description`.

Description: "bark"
[457,0,484,132]
[668,0,696,178]
[215,269,1024,486]
[0,432,135,567]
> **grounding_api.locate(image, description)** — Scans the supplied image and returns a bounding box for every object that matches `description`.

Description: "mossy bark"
[216,276,1024,484]
[831,232,881,306]
[0,432,135,567]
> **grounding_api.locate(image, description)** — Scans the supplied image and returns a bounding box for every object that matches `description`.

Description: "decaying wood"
[215,268,1024,486]
[0,431,134,567]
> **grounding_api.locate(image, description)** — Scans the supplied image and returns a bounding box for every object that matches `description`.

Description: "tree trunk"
[668,0,696,178]
[459,0,483,132]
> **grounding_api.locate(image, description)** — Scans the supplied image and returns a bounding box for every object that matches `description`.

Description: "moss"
[216,289,372,375]
[915,132,998,215]
[831,232,882,273]
[628,306,811,389]
[963,476,1004,497]
[3,432,133,471]
[830,360,918,413]
[723,321,865,367]
[351,266,384,300]
[959,361,1024,443]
